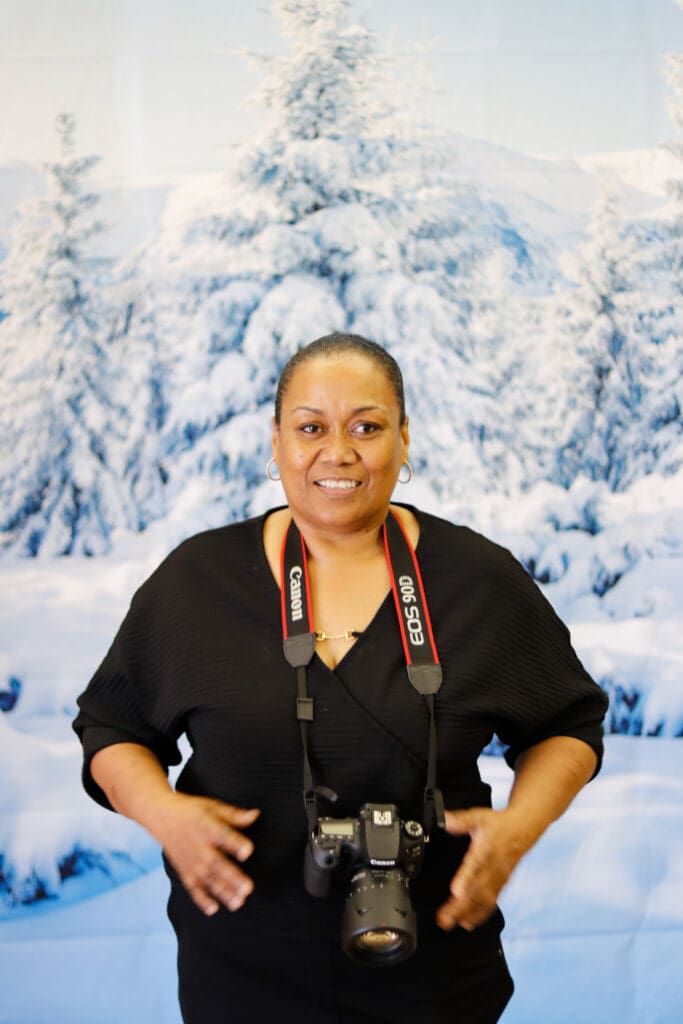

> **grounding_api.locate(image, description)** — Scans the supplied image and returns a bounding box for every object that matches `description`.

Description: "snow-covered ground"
[494,737,683,1024]
[0,736,681,1024]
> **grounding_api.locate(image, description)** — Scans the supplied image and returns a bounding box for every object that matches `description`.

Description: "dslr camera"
[304,802,426,965]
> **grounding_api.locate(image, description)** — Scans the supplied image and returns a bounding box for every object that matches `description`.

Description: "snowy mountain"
[576,145,683,201]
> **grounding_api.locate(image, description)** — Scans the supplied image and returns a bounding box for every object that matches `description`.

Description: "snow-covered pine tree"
[237,0,402,219]
[631,48,683,481]
[549,171,683,494]
[646,31,683,473]
[552,180,638,489]
[610,41,683,486]
[0,113,137,556]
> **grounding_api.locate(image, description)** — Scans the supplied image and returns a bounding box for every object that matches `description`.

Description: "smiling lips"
[315,478,361,490]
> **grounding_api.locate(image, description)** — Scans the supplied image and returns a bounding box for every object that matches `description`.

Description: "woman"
[74,332,608,1024]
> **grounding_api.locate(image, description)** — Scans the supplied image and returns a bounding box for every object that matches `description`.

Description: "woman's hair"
[274,332,406,425]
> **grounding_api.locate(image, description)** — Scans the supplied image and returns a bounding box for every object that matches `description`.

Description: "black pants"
[172,907,514,1024]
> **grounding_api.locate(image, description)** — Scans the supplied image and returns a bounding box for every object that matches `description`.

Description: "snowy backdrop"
[1,1,682,1021]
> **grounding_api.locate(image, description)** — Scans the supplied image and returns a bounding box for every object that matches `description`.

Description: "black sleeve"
[476,542,609,773]
[73,561,186,810]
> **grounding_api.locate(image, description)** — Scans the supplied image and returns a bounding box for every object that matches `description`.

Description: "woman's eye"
[299,423,322,435]
[354,422,380,435]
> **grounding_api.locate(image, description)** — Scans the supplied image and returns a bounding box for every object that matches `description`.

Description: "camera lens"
[355,930,401,950]
[342,868,417,966]
[352,925,411,962]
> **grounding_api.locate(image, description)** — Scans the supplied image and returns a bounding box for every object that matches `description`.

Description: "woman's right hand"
[90,743,260,918]
[152,792,260,916]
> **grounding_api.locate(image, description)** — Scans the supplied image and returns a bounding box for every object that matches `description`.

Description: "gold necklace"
[314,629,361,642]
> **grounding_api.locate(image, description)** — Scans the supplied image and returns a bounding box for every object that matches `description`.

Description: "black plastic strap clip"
[424,786,446,832]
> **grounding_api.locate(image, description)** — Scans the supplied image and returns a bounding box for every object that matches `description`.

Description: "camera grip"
[303,841,333,898]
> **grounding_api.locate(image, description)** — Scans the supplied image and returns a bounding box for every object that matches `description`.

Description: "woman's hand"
[435,807,530,932]
[436,736,598,932]
[89,743,260,917]
[151,792,260,917]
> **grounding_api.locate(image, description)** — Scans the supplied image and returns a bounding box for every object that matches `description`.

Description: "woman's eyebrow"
[292,405,384,414]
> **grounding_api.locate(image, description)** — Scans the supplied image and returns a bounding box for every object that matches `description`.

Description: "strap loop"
[407,664,442,696]
[283,633,316,669]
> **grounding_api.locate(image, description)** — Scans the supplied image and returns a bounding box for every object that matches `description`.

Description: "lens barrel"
[341,867,417,966]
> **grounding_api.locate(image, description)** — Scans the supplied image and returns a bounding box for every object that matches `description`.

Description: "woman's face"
[272,353,410,537]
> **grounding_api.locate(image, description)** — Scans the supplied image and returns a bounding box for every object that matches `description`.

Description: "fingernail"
[228,884,252,911]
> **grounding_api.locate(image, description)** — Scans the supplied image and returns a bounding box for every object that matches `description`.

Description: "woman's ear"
[401,416,410,456]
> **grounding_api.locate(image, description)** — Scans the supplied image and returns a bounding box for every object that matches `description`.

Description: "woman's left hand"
[435,807,531,932]
[435,736,599,932]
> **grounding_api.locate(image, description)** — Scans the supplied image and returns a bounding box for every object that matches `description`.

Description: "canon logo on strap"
[289,566,304,622]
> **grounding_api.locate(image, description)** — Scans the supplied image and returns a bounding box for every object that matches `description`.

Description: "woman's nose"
[322,431,355,462]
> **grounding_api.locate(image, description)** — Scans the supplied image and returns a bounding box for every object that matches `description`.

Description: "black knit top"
[73,505,608,941]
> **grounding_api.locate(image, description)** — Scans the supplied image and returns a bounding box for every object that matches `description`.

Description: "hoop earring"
[398,460,413,484]
[266,457,281,482]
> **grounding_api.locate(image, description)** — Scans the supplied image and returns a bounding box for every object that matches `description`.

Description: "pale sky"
[1,0,683,183]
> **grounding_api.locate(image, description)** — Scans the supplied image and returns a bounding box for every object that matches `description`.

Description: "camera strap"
[281,509,445,835]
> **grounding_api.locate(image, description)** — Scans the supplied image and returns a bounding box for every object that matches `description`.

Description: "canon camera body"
[304,802,426,965]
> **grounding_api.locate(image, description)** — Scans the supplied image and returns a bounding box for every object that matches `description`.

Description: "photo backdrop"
[1,2,682,1022]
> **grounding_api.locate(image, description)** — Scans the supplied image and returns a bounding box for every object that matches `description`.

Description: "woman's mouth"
[315,479,361,491]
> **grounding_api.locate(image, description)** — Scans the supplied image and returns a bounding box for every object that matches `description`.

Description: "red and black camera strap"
[281,510,445,835]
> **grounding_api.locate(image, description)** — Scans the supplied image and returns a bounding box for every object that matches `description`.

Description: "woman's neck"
[261,506,419,589]
[295,517,387,566]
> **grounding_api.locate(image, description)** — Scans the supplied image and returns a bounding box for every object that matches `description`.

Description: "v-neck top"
[74,504,607,939]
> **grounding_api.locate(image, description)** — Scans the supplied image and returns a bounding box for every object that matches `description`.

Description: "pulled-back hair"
[274,332,406,425]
